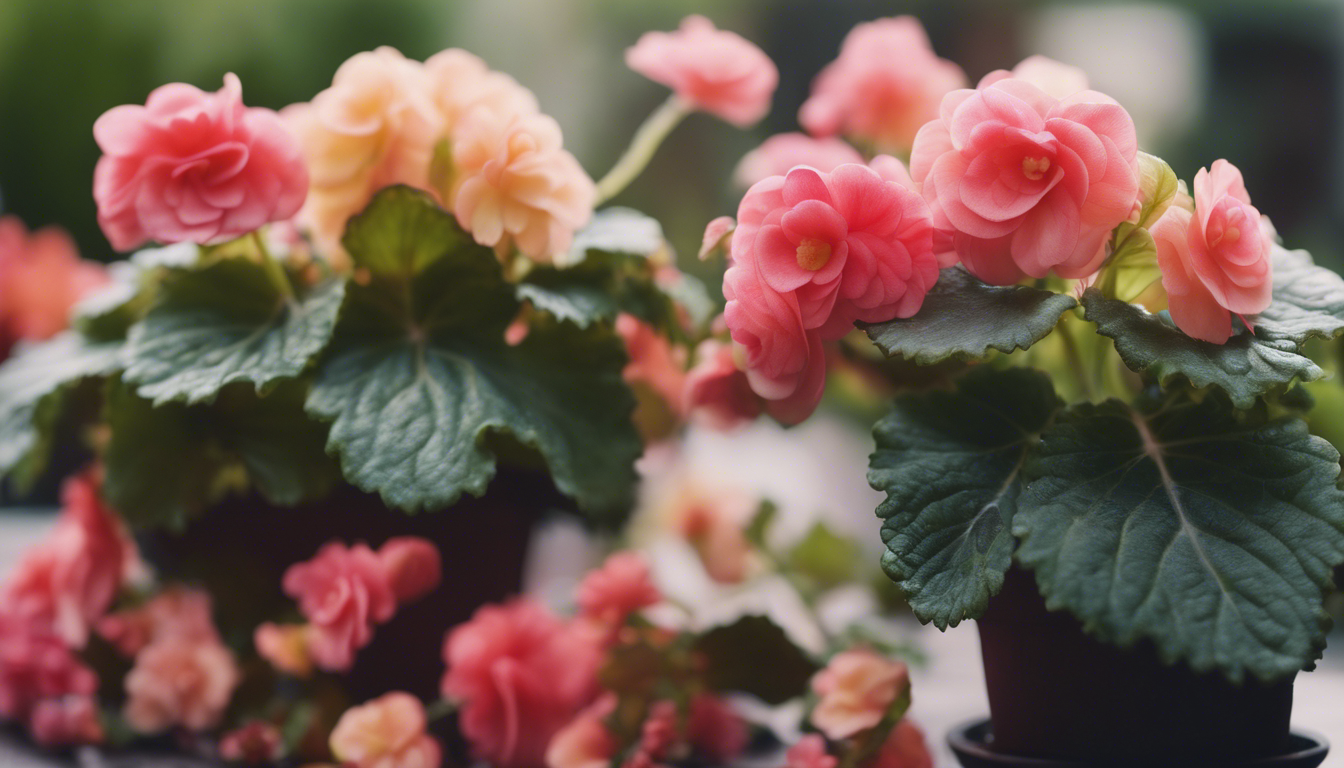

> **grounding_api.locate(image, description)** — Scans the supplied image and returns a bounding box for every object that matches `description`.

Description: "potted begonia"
[711,16,1341,768]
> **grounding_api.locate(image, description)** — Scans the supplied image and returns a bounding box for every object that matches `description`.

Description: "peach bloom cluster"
[261,536,441,674]
[93,73,308,252]
[723,162,938,423]
[800,17,966,152]
[110,588,239,734]
[329,692,441,768]
[0,611,100,747]
[625,15,778,127]
[810,647,910,740]
[909,75,1139,286]
[284,46,593,264]
[0,216,108,358]
[1152,159,1272,343]
[0,472,138,648]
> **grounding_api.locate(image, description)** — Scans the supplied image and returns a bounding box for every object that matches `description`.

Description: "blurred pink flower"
[0,612,97,723]
[253,623,314,679]
[123,634,239,733]
[910,78,1139,285]
[283,541,397,672]
[979,55,1089,101]
[545,695,617,768]
[0,217,107,353]
[329,692,441,768]
[687,694,748,762]
[452,108,596,261]
[94,73,307,251]
[377,537,442,605]
[734,133,864,188]
[1152,159,1272,344]
[575,551,661,627]
[617,313,688,422]
[800,17,966,151]
[869,720,934,768]
[28,694,104,747]
[626,15,778,127]
[98,586,217,658]
[699,216,737,260]
[2,471,137,648]
[219,720,285,765]
[810,648,909,740]
[784,735,836,768]
[682,339,762,431]
[442,598,602,768]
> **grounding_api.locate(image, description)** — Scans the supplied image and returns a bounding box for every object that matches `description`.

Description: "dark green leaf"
[1083,289,1320,409]
[124,258,344,405]
[0,333,122,488]
[870,367,1059,629]
[1254,246,1344,345]
[561,207,668,267]
[343,186,472,277]
[861,267,1076,364]
[216,381,341,506]
[516,266,618,329]
[1016,394,1344,682]
[693,615,818,704]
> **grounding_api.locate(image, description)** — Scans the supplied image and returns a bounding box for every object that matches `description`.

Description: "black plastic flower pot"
[972,565,1304,767]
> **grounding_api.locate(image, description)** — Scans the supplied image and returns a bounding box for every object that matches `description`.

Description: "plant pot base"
[949,719,1329,768]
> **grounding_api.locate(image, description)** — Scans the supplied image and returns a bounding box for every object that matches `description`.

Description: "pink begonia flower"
[910,78,1139,285]
[617,313,688,420]
[376,537,442,605]
[800,17,967,151]
[735,133,864,188]
[700,215,737,261]
[97,586,216,658]
[93,73,308,251]
[451,108,596,261]
[687,694,749,762]
[869,720,934,768]
[0,217,107,353]
[545,695,618,768]
[123,634,239,733]
[626,15,778,127]
[442,598,602,768]
[219,720,285,765]
[253,623,314,678]
[28,695,104,747]
[575,551,661,626]
[2,471,137,648]
[810,648,909,740]
[979,55,1090,101]
[682,340,762,430]
[1151,159,1272,344]
[0,612,97,723]
[282,542,397,672]
[784,735,837,768]
[329,692,442,768]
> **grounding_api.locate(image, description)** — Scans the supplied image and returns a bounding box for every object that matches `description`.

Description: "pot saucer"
[949,718,1329,768]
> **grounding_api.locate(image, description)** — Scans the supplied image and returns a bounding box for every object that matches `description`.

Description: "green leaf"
[869,367,1059,629]
[1082,289,1321,409]
[560,206,668,267]
[693,615,818,704]
[861,267,1077,364]
[1254,246,1344,345]
[516,263,618,329]
[308,187,641,515]
[123,258,344,405]
[1103,224,1161,302]
[788,522,862,590]
[216,381,341,506]
[743,500,777,551]
[1016,394,1344,682]
[0,333,123,489]
[1135,152,1179,228]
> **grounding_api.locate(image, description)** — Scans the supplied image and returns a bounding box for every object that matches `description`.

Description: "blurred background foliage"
[1,0,1341,281]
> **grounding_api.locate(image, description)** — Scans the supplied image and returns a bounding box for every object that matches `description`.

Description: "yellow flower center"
[796,238,832,271]
[1022,156,1051,181]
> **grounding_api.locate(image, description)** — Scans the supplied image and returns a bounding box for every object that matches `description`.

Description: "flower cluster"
[0,216,107,359]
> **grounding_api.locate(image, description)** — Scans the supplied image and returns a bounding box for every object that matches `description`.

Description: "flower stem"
[252,230,294,300]
[594,95,691,205]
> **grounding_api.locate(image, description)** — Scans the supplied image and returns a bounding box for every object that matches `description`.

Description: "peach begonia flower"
[869,719,934,768]
[575,551,661,627]
[810,648,909,740]
[29,695,104,747]
[0,217,107,352]
[785,735,837,768]
[329,692,441,768]
[97,586,216,658]
[1152,159,1272,344]
[283,541,397,673]
[683,339,762,431]
[442,598,602,768]
[451,108,596,261]
[979,55,1090,101]
[422,49,539,134]
[545,695,617,768]
[93,73,308,251]
[1,471,137,648]
[800,17,967,152]
[667,482,758,584]
[254,623,314,679]
[123,634,239,733]
[735,133,865,189]
[910,78,1139,285]
[626,15,778,127]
